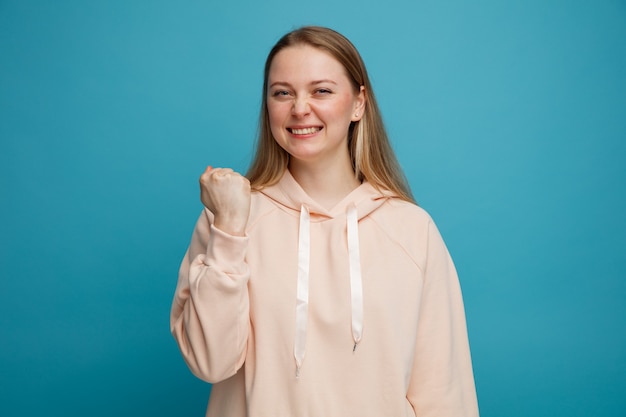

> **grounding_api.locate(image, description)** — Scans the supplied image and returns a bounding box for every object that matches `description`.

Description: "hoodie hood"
[260,169,394,221]
[259,170,397,377]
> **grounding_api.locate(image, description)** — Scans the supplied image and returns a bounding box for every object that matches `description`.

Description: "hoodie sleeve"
[407,219,479,417]
[170,209,250,383]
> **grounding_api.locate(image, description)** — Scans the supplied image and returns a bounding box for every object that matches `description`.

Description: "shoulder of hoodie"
[246,189,286,229]
[371,197,435,229]
[367,197,443,261]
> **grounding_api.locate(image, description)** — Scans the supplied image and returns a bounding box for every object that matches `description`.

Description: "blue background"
[1,0,625,416]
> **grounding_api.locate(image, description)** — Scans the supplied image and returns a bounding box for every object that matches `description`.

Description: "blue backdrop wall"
[1,1,625,416]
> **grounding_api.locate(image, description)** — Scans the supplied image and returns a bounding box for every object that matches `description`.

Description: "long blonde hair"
[246,26,414,203]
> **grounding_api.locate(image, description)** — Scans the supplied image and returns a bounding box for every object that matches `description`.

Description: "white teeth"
[291,127,320,135]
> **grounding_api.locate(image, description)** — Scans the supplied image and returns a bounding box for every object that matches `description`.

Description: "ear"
[351,86,367,122]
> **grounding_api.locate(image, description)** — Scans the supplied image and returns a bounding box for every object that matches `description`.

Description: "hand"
[199,166,251,236]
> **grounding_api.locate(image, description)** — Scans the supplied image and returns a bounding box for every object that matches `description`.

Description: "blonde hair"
[246,26,414,203]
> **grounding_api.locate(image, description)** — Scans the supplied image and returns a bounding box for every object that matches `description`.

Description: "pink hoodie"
[171,170,479,417]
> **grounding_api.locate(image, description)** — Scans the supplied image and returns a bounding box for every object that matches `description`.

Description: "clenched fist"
[199,166,251,236]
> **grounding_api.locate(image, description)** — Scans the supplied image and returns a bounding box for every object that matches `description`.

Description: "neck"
[289,157,361,210]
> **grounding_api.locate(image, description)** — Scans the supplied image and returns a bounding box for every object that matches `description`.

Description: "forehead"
[268,45,349,83]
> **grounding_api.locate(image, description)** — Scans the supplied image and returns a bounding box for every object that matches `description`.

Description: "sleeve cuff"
[205,223,249,275]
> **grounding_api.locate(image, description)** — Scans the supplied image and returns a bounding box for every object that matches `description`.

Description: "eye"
[315,88,332,95]
[271,90,291,97]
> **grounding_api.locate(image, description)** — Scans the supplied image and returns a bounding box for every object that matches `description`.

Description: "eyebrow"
[269,79,338,89]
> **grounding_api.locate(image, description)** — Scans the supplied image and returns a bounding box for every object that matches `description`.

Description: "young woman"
[171,26,479,417]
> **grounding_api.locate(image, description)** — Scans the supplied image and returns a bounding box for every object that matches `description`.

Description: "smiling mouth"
[288,127,323,135]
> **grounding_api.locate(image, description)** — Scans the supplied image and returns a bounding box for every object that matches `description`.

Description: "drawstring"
[347,204,364,351]
[294,205,310,378]
[293,204,364,377]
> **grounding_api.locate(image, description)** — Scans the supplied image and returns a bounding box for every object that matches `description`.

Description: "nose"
[291,97,310,118]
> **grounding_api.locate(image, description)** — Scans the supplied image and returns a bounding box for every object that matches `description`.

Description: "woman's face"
[267,45,365,167]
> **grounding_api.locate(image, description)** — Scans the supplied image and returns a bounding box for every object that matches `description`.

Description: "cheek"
[335,93,357,115]
[267,106,290,152]
[267,102,286,130]
[323,99,355,127]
